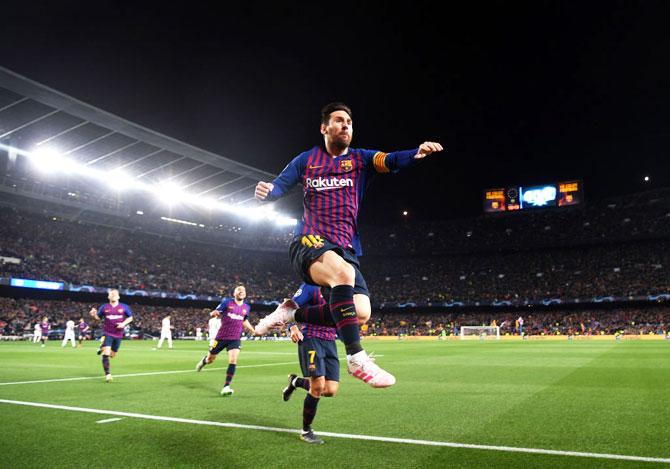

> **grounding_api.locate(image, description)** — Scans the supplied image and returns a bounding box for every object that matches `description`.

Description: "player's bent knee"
[324,381,339,397]
[309,378,326,396]
[331,264,355,286]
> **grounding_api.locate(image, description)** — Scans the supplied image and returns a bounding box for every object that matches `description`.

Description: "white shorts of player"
[62,331,76,347]
[158,330,173,348]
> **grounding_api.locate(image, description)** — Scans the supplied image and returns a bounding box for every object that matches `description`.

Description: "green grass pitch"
[0,339,668,468]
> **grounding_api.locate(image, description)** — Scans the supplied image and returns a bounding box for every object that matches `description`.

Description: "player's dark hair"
[321,102,352,125]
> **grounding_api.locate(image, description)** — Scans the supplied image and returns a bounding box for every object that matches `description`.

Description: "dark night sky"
[1,1,669,223]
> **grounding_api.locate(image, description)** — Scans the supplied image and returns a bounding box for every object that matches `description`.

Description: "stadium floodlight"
[104,168,134,192]
[275,216,298,227]
[31,147,70,174]
[245,207,267,222]
[1,143,298,226]
[195,196,228,212]
[153,182,185,206]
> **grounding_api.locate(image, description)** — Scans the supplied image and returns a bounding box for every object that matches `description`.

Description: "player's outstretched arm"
[414,141,443,159]
[255,154,303,202]
[254,182,275,201]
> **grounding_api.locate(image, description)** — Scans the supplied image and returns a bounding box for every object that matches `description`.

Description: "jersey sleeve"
[361,148,420,174]
[97,305,105,319]
[292,284,316,308]
[266,153,305,201]
[215,298,229,312]
[123,304,133,317]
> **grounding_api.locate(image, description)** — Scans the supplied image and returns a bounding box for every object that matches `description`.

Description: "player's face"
[108,290,120,303]
[234,286,246,300]
[321,110,353,150]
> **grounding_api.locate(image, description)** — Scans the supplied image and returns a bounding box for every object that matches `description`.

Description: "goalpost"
[460,325,500,340]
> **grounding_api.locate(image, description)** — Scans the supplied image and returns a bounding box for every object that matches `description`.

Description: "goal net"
[460,326,500,340]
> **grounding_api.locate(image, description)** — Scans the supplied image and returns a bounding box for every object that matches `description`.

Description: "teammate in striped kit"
[39,317,49,347]
[255,102,443,388]
[282,283,339,445]
[77,318,90,348]
[195,285,256,396]
[89,289,134,382]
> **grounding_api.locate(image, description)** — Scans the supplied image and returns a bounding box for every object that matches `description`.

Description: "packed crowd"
[360,188,670,256]
[368,307,670,336]
[0,187,668,305]
[364,239,668,304]
[1,297,667,338]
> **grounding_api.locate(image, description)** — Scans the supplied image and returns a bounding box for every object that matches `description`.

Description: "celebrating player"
[254,102,443,387]
[88,289,133,382]
[195,285,256,396]
[282,284,339,445]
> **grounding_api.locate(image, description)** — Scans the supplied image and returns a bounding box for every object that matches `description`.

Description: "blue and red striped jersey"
[97,303,133,339]
[292,283,337,341]
[215,298,250,340]
[266,146,419,255]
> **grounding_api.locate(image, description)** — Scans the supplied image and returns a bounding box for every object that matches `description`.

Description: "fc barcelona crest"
[340,159,353,172]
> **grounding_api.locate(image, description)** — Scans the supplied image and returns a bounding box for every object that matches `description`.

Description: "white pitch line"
[0,399,668,464]
[96,417,123,424]
[0,361,296,386]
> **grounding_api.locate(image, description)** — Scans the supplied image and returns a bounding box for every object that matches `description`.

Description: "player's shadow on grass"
[209,410,293,431]
[176,381,214,392]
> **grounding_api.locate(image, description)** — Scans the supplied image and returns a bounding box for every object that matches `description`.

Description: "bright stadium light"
[31,147,68,174]
[276,216,298,227]
[644,176,650,182]
[153,182,185,206]
[106,168,133,191]
[0,143,297,226]
[197,197,221,211]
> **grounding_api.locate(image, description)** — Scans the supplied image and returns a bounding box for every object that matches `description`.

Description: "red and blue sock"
[225,364,236,387]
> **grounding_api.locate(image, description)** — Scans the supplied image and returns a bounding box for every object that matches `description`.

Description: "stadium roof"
[0,66,298,218]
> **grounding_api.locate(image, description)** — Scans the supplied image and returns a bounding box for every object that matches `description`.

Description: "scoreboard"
[483,180,583,213]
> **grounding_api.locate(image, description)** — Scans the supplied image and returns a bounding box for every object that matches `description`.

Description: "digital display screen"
[484,180,583,212]
[557,180,582,206]
[520,185,557,209]
[10,278,64,290]
[483,188,506,212]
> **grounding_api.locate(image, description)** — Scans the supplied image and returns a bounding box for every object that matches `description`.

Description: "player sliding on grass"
[195,285,256,396]
[88,289,133,382]
[282,283,339,445]
[255,102,443,388]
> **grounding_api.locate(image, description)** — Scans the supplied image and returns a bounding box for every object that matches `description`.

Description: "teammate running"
[88,289,133,382]
[195,285,256,396]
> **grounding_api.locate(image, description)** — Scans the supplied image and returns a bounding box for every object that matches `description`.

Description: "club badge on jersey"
[301,234,324,249]
[340,159,353,172]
